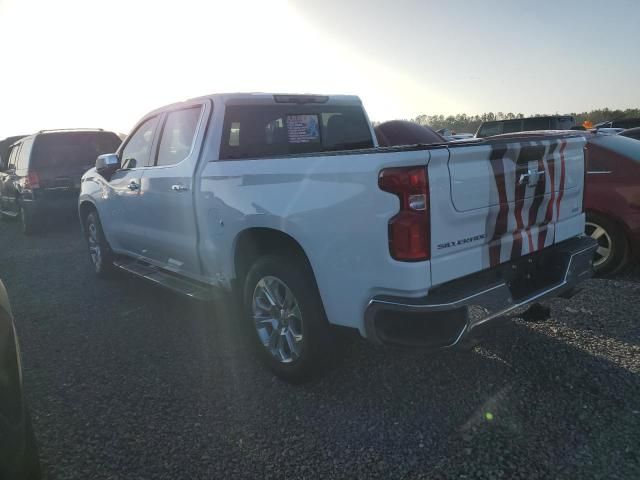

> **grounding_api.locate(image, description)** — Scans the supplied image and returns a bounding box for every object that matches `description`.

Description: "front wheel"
[84,211,115,277]
[243,255,335,383]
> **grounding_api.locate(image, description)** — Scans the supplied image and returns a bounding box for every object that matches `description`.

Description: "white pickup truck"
[79,93,597,381]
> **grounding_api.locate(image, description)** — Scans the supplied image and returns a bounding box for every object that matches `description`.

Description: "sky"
[0,0,638,137]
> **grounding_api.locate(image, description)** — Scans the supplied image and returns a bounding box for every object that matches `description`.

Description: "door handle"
[171,184,189,192]
[128,181,139,191]
[518,169,545,187]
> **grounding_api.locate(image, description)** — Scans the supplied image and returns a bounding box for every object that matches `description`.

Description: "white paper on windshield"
[286,114,320,143]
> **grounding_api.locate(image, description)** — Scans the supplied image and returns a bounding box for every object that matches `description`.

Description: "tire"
[20,204,38,235]
[84,210,115,278]
[17,410,42,480]
[243,254,335,383]
[0,202,9,221]
[585,212,629,276]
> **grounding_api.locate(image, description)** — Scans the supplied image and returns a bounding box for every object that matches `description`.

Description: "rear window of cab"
[219,105,373,159]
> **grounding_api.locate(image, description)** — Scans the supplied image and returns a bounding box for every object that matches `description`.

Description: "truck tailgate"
[429,135,586,286]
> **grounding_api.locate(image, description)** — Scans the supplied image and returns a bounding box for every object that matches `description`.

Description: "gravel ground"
[1,218,639,479]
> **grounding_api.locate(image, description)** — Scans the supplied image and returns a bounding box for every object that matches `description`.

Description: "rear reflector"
[378,167,430,261]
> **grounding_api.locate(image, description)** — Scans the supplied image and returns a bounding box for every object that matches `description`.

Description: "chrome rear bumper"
[364,236,597,348]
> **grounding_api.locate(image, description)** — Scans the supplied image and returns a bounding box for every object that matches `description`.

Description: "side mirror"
[96,153,120,180]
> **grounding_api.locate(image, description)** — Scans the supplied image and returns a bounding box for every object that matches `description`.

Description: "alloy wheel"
[252,276,304,363]
[87,221,102,270]
[585,221,612,267]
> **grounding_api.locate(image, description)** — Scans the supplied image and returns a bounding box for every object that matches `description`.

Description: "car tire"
[0,202,9,221]
[585,212,629,276]
[17,409,42,480]
[20,205,37,235]
[243,254,335,383]
[84,210,115,278]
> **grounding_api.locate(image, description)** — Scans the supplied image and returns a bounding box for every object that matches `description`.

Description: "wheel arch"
[78,199,97,231]
[232,227,319,292]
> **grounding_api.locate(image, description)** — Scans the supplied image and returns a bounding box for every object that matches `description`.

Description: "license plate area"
[505,248,568,301]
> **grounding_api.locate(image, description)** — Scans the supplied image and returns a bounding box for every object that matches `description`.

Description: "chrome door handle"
[518,169,545,187]
[518,173,531,185]
[171,184,189,192]
[128,181,139,191]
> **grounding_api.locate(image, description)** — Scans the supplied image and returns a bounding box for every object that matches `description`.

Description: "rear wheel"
[18,408,42,480]
[585,212,629,275]
[243,254,335,383]
[84,211,115,277]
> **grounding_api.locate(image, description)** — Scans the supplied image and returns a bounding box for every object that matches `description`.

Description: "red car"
[584,134,640,274]
[375,121,640,275]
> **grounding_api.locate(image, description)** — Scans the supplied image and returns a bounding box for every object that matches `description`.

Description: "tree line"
[410,108,640,134]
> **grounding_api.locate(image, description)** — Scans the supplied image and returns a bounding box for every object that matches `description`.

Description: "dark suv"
[0,129,121,234]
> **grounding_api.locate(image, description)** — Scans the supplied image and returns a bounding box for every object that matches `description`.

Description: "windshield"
[590,133,640,163]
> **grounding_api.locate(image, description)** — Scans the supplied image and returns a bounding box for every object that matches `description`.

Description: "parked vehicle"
[584,134,640,274]
[0,129,121,234]
[619,127,640,141]
[592,127,625,135]
[435,128,475,141]
[475,115,575,138]
[376,120,444,146]
[595,117,640,130]
[79,93,596,382]
[0,279,42,480]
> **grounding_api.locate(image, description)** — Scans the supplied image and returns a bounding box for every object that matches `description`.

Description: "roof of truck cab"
[144,93,363,117]
[189,92,362,103]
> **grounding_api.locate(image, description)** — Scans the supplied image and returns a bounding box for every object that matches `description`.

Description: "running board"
[113,259,213,301]
[0,209,19,218]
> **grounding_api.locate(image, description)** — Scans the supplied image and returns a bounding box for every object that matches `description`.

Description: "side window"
[478,123,503,137]
[7,144,21,169]
[156,107,202,166]
[523,118,551,131]
[503,120,522,134]
[121,116,159,168]
[15,137,34,172]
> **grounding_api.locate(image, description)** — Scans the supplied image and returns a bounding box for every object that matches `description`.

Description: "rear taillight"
[25,171,40,189]
[378,166,430,261]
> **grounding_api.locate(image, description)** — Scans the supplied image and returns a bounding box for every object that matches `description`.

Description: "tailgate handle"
[519,168,545,187]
